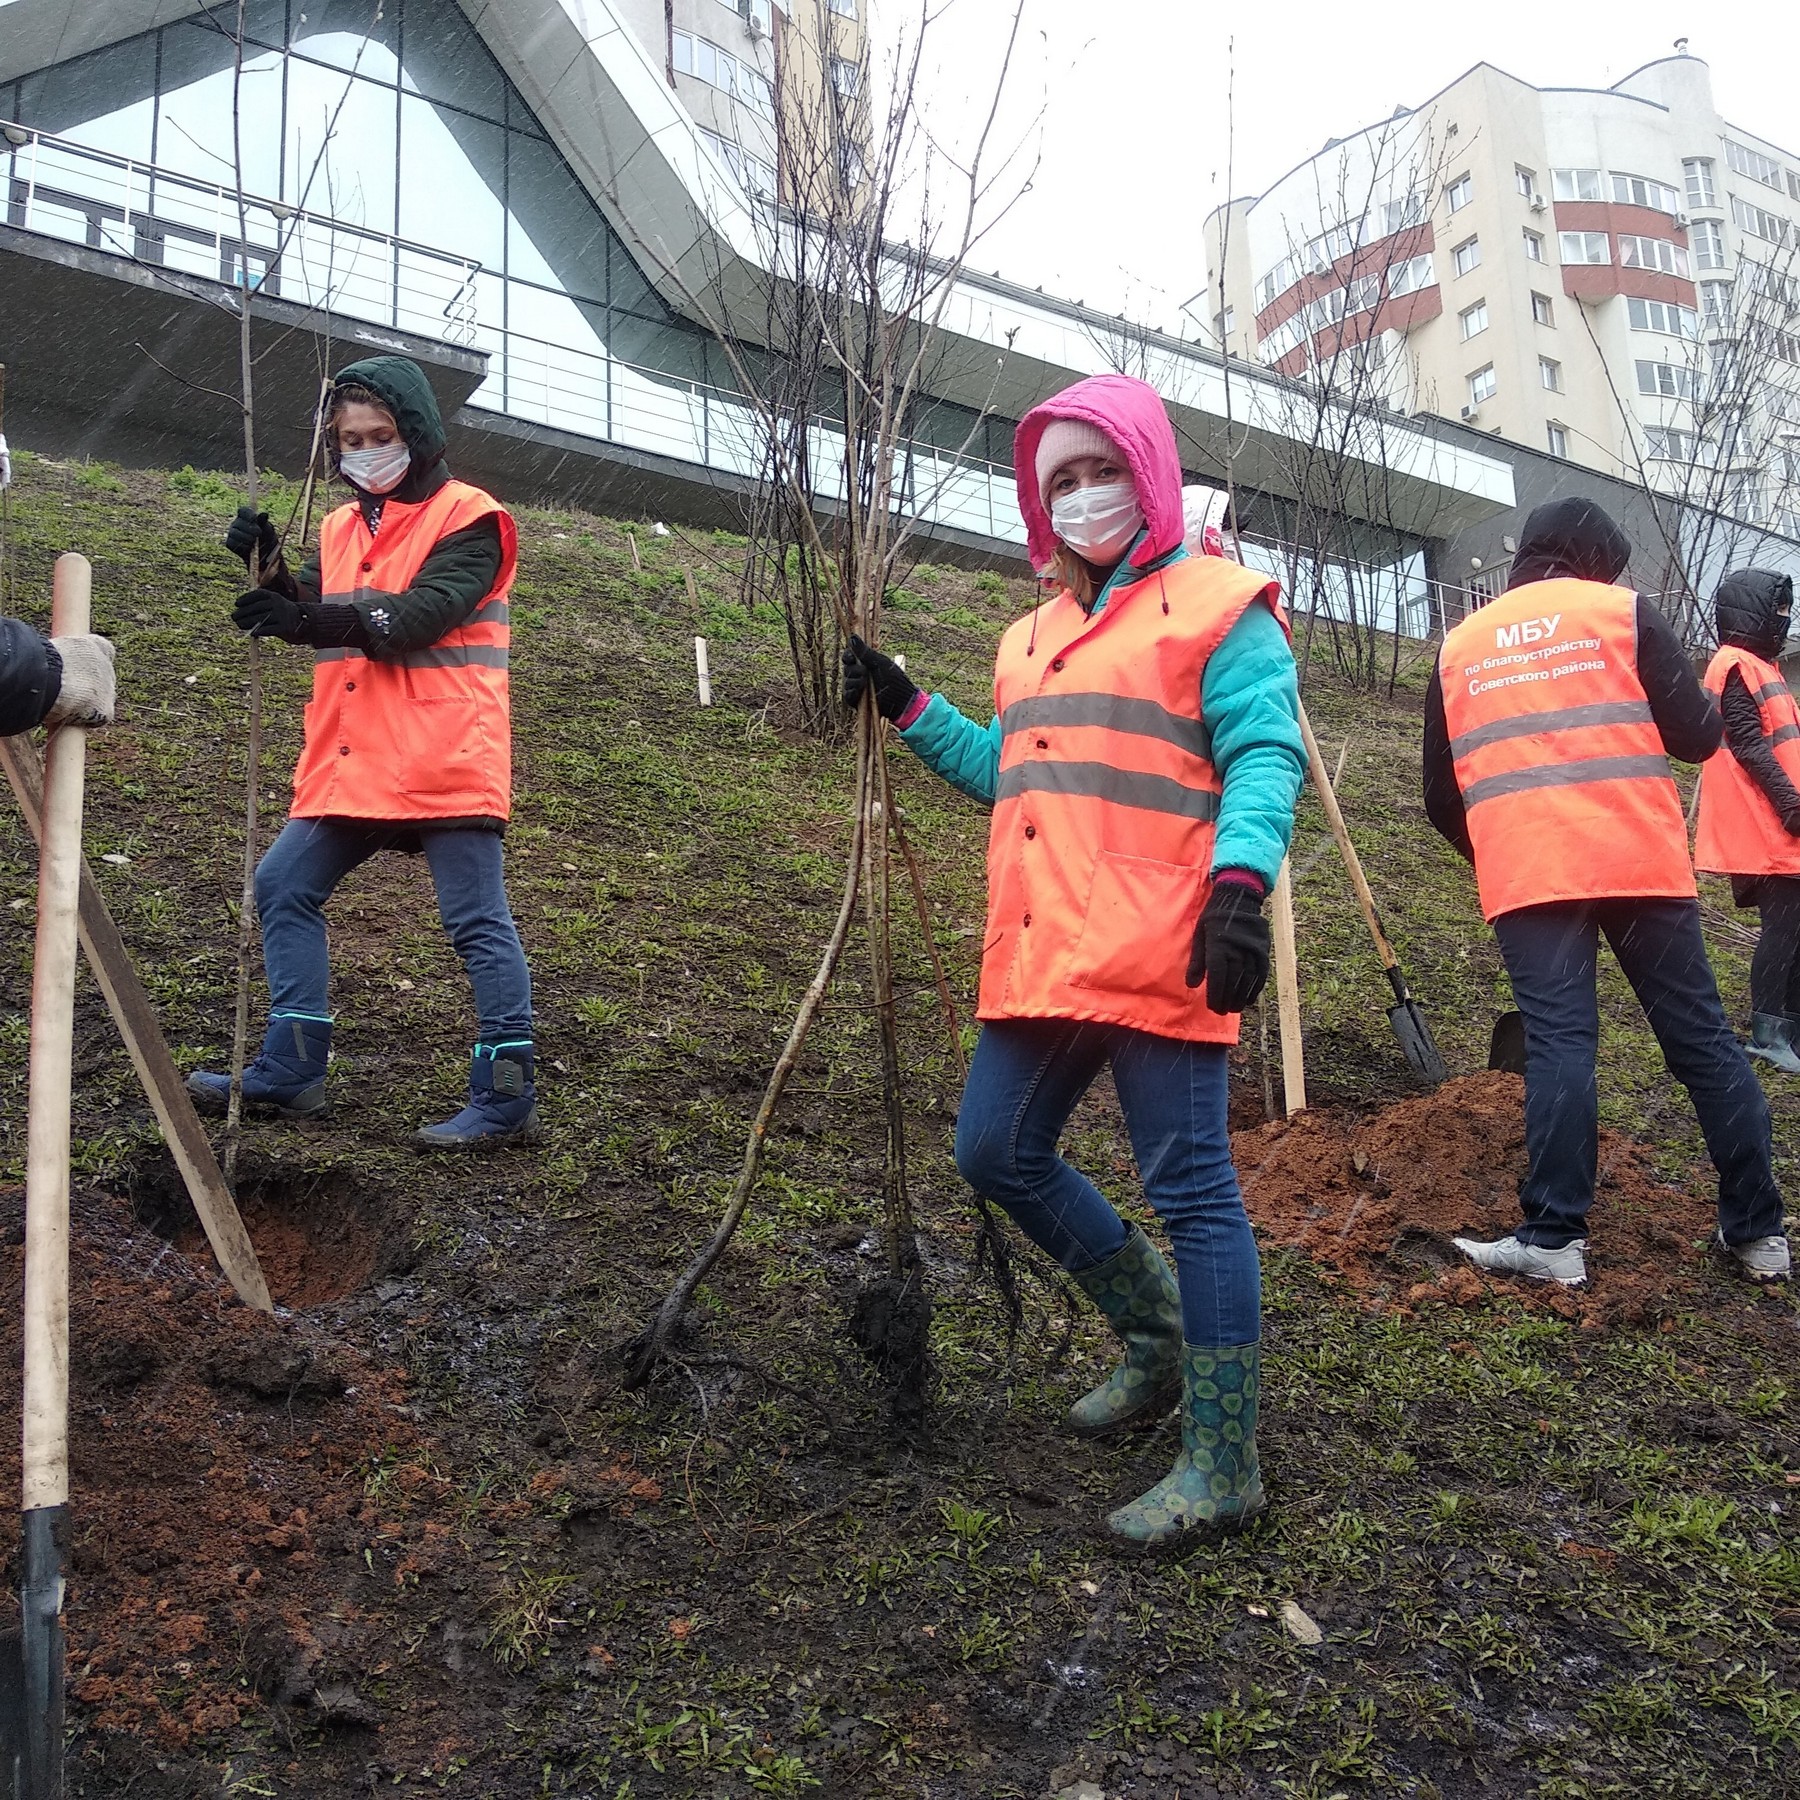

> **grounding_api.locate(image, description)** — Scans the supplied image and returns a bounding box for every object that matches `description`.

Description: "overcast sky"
[907,0,1790,333]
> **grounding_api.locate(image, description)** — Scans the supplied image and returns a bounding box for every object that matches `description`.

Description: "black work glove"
[841,634,920,722]
[233,587,308,642]
[1186,873,1270,1013]
[225,504,279,573]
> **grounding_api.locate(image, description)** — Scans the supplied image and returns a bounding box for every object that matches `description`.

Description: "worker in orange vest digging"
[1695,572,1800,1074]
[1424,498,1788,1285]
[843,374,1304,1548]
[187,355,538,1149]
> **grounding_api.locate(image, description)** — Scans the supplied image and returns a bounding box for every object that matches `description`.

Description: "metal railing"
[2,121,481,345]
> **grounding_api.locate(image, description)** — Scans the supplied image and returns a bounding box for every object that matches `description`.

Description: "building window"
[671,30,776,118]
[1627,296,1700,338]
[1731,195,1791,245]
[1727,472,1764,521]
[1692,218,1727,270]
[1559,231,1610,265]
[1382,192,1426,235]
[1618,234,1690,277]
[828,0,858,14]
[1725,139,1782,189]
[1539,356,1562,392]
[1468,364,1497,405]
[1522,229,1545,262]
[1531,290,1555,326]
[1685,157,1717,209]
[1387,252,1435,297]
[830,56,861,96]
[1645,427,1697,462]
[1636,359,1697,400]
[1546,422,1569,457]
[1701,281,1732,327]
[1453,237,1481,277]
[697,126,776,197]
[1217,306,1235,338]
[1790,171,1800,205]
[1552,167,1603,202]
[1447,174,1473,213]
[1515,165,1536,199]
[1611,172,1681,214]
[1460,300,1489,339]
[738,0,773,31]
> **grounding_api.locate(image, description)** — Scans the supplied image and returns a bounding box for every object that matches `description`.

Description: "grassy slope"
[0,454,1795,1800]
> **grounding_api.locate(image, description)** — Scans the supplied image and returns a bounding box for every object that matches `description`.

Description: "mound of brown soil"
[0,1187,448,1752]
[1235,1071,1721,1327]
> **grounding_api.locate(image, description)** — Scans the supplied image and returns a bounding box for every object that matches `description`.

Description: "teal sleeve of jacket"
[1203,602,1304,886]
[897,693,1002,804]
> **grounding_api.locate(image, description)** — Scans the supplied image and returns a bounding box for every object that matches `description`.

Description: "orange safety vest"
[290,480,518,823]
[1694,644,1800,878]
[1439,577,1694,920]
[978,555,1288,1043]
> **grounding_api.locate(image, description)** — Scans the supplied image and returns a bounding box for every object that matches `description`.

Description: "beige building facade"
[1204,53,1800,555]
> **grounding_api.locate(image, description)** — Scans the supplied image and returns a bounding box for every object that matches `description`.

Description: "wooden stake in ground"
[17,553,91,1800]
[1270,856,1305,1115]
[222,0,265,1187]
[0,740,272,1312]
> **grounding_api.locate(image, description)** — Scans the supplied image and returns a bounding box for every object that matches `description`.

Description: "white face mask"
[339,441,412,494]
[1050,481,1144,566]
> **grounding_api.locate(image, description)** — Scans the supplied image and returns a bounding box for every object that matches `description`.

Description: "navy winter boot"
[413,1043,540,1150]
[187,1013,332,1118]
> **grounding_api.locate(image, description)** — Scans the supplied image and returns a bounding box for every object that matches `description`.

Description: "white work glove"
[45,634,117,727]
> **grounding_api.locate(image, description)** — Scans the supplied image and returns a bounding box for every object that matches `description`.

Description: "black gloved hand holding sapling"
[841,634,920,722]
[1186,872,1270,1013]
[225,504,279,574]
[233,587,308,643]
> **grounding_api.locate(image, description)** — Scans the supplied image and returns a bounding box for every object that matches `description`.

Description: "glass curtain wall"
[0,0,763,467]
[1,0,1025,526]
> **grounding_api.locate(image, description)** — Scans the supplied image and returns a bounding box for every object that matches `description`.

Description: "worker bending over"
[1694,571,1800,1073]
[844,374,1304,1547]
[188,355,538,1149]
[1423,497,1788,1285]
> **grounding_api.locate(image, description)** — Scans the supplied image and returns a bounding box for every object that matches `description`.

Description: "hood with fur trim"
[1014,375,1184,576]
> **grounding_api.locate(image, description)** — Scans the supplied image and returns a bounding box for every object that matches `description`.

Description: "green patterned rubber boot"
[1067,1227,1183,1438]
[1106,1341,1265,1550]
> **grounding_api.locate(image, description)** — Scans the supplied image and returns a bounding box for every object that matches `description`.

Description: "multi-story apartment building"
[1203,51,1800,565]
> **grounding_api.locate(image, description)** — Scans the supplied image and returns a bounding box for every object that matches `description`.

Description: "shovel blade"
[1488,1010,1527,1075]
[1388,998,1449,1085]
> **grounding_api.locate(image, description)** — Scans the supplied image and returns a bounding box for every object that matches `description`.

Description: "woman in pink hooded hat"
[843,375,1303,1548]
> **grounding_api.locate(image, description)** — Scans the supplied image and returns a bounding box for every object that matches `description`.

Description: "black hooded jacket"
[258,355,504,656]
[0,616,61,735]
[1713,570,1800,832]
[1422,498,1722,861]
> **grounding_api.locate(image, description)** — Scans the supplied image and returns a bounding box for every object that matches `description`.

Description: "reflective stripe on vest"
[978,555,1288,1045]
[290,480,519,823]
[1438,578,1694,919]
[1694,644,1800,878]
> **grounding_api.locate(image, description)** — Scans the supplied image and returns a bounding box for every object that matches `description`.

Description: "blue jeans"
[255,819,533,1042]
[1494,899,1782,1249]
[953,1019,1260,1347]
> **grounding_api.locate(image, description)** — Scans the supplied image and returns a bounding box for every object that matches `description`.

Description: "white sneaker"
[1715,1232,1791,1282]
[1451,1233,1588,1286]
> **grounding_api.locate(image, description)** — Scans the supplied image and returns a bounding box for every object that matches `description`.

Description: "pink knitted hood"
[1013,374,1185,576]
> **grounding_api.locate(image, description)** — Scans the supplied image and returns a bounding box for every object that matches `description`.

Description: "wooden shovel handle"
[1297,703,1406,981]
[21,555,90,1513]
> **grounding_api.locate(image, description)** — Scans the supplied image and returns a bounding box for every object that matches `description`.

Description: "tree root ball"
[849,1271,932,1425]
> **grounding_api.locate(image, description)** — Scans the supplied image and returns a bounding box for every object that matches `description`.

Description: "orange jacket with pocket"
[1694,644,1800,878]
[979,556,1286,1043]
[290,481,517,823]
[1438,577,1695,920]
